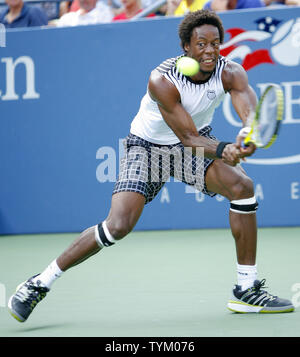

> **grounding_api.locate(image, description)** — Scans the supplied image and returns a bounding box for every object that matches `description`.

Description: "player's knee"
[107,218,133,239]
[94,219,133,248]
[230,175,254,201]
[229,176,258,215]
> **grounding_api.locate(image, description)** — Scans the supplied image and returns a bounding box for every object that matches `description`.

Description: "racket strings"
[255,86,283,148]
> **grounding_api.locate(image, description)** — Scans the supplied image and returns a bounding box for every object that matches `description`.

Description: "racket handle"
[239,127,251,149]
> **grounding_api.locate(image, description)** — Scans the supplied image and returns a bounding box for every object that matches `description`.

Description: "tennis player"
[8,10,294,322]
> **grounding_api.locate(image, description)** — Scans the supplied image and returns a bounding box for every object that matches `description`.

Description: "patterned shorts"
[113,126,217,204]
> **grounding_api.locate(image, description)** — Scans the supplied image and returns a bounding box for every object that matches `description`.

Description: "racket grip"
[238,127,251,149]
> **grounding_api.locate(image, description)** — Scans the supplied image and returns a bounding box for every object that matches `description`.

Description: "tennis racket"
[243,84,284,149]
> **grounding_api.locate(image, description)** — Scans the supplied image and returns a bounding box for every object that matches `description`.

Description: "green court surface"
[0,227,299,337]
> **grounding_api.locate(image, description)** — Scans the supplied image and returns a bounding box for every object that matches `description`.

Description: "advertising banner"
[0,6,299,234]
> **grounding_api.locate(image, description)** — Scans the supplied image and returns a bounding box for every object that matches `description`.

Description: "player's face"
[184,24,221,75]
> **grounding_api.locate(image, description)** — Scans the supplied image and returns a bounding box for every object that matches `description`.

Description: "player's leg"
[8,191,145,322]
[205,159,294,313]
[205,160,257,266]
[8,133,166,322]
[57,191,145,271]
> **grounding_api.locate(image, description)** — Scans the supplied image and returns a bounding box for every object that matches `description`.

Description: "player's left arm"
[222,61,257,156]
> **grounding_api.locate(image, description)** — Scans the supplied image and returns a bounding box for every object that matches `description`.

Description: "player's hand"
[221,143,242,166]
[237,142,256,159]
[235,127,256,160]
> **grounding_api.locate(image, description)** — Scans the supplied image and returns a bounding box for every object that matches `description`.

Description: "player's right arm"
[148,70,240,166]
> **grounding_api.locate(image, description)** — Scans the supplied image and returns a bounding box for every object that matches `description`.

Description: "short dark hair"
[178,10,225,50]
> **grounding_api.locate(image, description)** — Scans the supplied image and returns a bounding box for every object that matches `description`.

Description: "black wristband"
[216,141,232,159]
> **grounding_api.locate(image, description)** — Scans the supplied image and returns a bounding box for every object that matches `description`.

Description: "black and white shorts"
[113,126,217,204]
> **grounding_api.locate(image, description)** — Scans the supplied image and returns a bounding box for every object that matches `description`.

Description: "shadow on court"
[6,323,73,334]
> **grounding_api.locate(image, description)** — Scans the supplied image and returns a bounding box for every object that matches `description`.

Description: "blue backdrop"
[0,6,300,234]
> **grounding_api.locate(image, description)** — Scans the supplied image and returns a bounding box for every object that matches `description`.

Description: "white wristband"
[238,127,251,138]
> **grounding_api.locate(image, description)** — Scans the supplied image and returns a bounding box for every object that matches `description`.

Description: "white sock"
[32,260,63,290]
[237,263,257,291]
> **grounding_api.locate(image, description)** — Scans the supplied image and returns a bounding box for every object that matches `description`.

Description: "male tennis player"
[8,10,294,322]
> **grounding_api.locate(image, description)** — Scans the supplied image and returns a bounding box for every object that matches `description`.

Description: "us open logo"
[221,16,300,166]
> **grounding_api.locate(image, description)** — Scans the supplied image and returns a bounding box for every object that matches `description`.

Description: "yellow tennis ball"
[176,56,200,76]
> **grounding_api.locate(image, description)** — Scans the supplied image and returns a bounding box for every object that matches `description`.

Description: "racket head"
[244,84,284,148]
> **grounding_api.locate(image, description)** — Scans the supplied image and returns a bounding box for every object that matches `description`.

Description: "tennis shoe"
[227,279,294,313]
[8,275,49,322]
